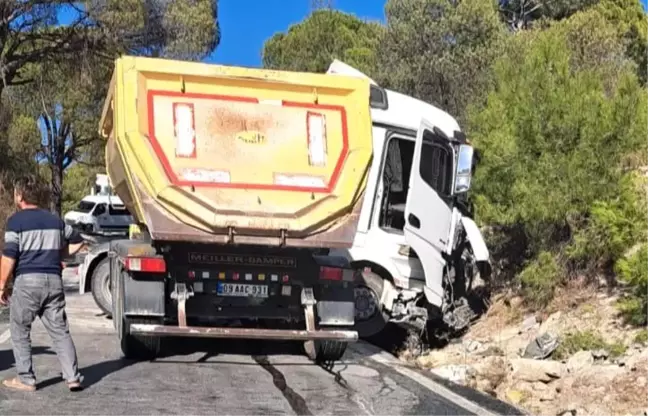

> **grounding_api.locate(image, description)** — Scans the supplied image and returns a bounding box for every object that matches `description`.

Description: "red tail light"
[319,266,343,281]
[124,257,166,273]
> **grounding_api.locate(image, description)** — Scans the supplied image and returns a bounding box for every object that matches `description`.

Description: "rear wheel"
[314,339,348,363]
[352,269,389,338]
[91,258,113,316]
[114,269,161,360]
[305,325,349,363]
[120,316,162,360]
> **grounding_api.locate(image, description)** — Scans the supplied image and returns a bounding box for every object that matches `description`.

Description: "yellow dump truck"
[99,56,373,362]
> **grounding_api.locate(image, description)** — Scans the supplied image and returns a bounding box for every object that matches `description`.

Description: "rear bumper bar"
[130,324,359,342]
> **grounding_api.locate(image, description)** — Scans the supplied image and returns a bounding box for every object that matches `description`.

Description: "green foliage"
[61,164,103,215]
[634,329,648,345]
[378,0,506,122]
[470,7,648,251]
[553,330,627,359]
[568,173,647,269]
[262,10,384,75]
[592,0,648,83]
[615,244,648,326]
[0,1,221,215]
[519,251,563,307]
[498,0,599,31]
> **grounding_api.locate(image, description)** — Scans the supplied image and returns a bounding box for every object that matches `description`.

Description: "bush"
[568,173,648,271]
[553,330,626,360]
[519,251,563,308]
[468,7,647,307]
[615,243,648,326]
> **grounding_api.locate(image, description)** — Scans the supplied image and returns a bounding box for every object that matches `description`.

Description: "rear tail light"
[319,266,355,282]
[173,103,196,158]
[307,112,327,166]
[319,266,343,281]
[124,257,166,273]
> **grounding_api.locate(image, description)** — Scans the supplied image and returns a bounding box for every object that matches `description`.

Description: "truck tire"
[120,316,162,361]
[313,339,348,363]
[91,258,113,316]
[114,269,161,360]
[352,269,389,338]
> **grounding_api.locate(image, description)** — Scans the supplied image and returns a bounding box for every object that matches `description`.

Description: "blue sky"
[205,1,385,67]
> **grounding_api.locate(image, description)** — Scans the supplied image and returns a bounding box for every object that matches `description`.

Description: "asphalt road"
[0,270,523,416]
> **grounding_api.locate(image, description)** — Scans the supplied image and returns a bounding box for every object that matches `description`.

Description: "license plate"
[217,283,269,298]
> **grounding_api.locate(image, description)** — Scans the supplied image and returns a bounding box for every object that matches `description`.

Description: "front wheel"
[352,270,389,338]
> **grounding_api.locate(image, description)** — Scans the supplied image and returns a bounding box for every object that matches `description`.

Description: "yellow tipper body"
[99,56,373,248]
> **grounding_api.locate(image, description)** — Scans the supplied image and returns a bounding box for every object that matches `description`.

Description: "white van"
[64,194,133,236]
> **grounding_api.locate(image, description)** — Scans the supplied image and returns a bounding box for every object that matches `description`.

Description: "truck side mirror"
[454,145,473,194]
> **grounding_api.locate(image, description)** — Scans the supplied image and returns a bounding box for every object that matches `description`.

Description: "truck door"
[404,119,455,307]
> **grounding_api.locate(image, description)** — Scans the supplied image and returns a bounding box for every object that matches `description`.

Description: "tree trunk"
[49,162,63,215]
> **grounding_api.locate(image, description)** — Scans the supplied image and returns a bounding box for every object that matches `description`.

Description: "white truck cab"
[327,60,491,338]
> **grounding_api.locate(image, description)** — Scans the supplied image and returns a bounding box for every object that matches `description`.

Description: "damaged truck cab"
[98,56,374,362]
[326,61,492,338]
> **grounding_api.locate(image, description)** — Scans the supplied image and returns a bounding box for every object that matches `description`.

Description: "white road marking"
[349,342,500,416]
[0,328,10,345]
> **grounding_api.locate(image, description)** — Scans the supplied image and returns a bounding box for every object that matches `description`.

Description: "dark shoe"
[3,377,36,392]
[67,380,83,392]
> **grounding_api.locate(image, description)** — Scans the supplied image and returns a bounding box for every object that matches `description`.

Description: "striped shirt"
[2,208,83,276]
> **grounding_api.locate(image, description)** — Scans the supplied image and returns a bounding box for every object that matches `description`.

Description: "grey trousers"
[9,273,82,385]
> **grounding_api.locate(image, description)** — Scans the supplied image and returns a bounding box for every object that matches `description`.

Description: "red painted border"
[172,102,197,159]
[146,90,349,193]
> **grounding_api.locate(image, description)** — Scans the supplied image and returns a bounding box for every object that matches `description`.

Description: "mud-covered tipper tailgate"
[100,56,373,248]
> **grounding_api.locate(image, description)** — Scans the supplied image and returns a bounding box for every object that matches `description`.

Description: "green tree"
[262,9,384,76]
[2,1,221,215]
[592,0,647,84]
[468,8,647,305]
[498,0,599,31]
[378,0,506,123]
[0,1,220,96]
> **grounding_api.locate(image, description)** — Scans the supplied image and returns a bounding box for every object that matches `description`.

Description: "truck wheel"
[353,269,389,338]
[114,270,161,360]
[91,258,113,316]
[313,339,348,363]
[120,316,162,361]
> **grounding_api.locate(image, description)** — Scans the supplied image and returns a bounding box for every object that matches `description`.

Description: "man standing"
[0,176,85,392]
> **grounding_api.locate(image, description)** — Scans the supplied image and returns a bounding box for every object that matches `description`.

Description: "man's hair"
[13,175,44,205]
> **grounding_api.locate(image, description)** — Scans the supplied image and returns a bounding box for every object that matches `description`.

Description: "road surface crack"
[252,355,313,416]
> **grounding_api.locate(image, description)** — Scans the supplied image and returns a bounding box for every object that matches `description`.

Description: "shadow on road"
[156,337,306,362]
[37,357,138,390]
[0,346,56,373]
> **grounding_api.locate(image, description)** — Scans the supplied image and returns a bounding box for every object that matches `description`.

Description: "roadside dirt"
[401,282,648,416]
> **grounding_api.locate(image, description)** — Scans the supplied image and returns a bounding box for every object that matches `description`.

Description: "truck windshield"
[76,201,96,213]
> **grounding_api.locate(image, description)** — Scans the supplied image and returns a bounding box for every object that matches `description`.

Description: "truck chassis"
[109,239,359,363]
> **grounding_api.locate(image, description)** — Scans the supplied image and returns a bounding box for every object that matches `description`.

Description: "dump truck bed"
[100,56,373,248]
